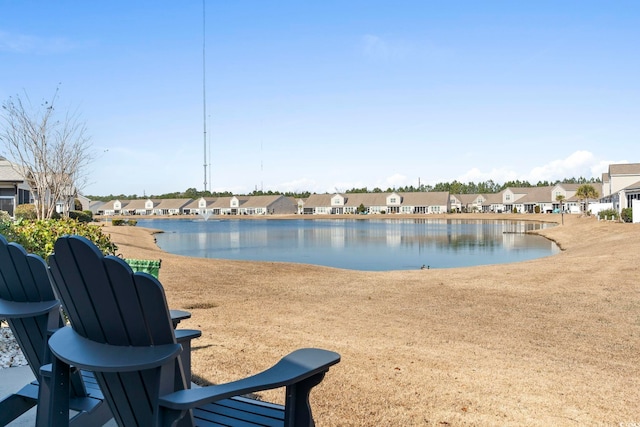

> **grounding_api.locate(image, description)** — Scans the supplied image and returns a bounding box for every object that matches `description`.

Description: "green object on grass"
[124,258,161,279]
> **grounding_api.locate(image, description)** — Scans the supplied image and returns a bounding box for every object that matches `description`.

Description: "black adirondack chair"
[46,235,340,427]
[0,235,112,426]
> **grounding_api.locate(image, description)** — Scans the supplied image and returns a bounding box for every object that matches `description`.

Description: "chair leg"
[284,372,327,427]
[36,358,70,427]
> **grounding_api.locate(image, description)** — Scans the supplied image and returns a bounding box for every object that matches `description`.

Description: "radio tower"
[202,0,208,192]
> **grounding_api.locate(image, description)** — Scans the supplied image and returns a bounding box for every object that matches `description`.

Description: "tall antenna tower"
[202,0,208,192]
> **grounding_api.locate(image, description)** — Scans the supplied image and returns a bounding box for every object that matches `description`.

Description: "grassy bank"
[105,213,640,426]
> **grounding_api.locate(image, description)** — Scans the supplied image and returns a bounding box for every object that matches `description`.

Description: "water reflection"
[138,218,559,271]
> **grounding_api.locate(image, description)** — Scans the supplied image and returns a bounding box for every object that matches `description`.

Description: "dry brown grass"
[104,214,640,426]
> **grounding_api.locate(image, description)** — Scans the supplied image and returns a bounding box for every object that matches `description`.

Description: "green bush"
[69,210,92,223]
[598,208,619,221]
[621,208,633,223]
[127,219,137,226]
[2,218,117,259]
[0,210,11,223]
[534,205,541,214]
[15,204,37,220]
[83,210,94,220]
[112,218,126,226]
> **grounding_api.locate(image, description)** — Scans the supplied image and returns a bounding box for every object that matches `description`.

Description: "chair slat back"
[49,235,187,426]
[0,235,61,378]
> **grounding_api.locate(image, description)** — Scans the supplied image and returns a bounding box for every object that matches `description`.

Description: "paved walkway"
[0,366,117,426]
[0,366,37,426]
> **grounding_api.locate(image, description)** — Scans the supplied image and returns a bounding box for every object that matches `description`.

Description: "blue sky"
[1,1,638,196]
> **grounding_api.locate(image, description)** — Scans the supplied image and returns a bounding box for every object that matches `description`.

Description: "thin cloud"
[528,150,596,182]
[361,34,410,61]
[278,177,320,194]
[458,151,612,186]
[0,30,80,54]
[457,167,519,185]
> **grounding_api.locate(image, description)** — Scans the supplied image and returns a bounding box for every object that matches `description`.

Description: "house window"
[505,195,511,201]
[0,198,14,216]
[390,198,396,204]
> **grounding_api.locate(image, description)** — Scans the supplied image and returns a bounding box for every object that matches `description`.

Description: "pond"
[134,218,559,271]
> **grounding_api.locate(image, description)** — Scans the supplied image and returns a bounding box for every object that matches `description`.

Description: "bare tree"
[0,88,93,219]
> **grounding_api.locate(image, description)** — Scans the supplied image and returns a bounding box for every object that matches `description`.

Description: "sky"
[1,1,639,197]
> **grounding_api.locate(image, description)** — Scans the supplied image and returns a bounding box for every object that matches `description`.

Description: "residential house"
[301,192,450,215]
[601,163,640,212]
[122,199,160,215]
[344,193,390,214]
[97,200,129,216]
[182,197,217,215]
[0,157,31,216]
[481,193,504,213]
[153,198,192,215]
[237,195,297,215]
[209,196,250,215]
[399,192,450,214]
[450,194,485,213]
[512,186,555,213]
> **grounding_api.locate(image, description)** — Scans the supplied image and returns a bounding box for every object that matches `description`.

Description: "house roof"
[401,192,449,206]
[209,196,249,208]
[343,193,388,207]
[481,193,503,205]
[622,180,640,191]
[240,195,288,208]
[510,187,553,204]
[0,157,26,182]
[124,199,159,210]
[101,200,130,210]
[183,197,217,209]
[451,194,480,204]
[154,198,192,210]
[554,183,583,192]
[303,194,334,208]
[609,163,640,175]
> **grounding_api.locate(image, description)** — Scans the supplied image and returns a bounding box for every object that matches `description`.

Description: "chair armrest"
[0,298,60,318]
[174,329,201,341]
[159,348,340,410]
[48,326,182,372]
[170,309,191,328]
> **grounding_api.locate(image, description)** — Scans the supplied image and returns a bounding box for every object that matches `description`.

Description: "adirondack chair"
[46,235,340,427]
[0,235,111,426]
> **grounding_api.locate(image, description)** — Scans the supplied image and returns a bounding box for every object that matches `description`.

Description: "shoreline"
[109,212,564,271]
[100,214,640,425]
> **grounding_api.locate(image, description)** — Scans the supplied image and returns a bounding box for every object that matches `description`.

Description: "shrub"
[534,205,541,214]
[0,210,11,223]
[512,207,518,214]
[127,219,137,226]
[83,210,94,220]
[69,210,92,223]
[621,208,633,223]
[3,218,117,259]
[597,208,619,221]
[15,204,37,220]
[112,218,126,226]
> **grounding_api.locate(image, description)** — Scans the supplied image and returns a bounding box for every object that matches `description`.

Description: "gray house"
[0,156,31,216]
